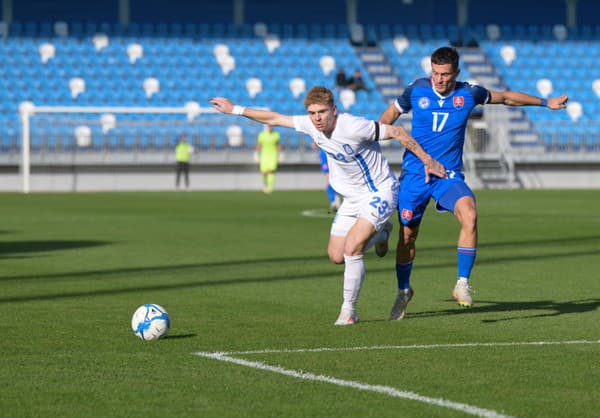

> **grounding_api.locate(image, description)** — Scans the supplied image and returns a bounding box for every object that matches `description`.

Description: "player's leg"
[327,208,361,325]
[363,179,398,257]
[266,171,275,193]
[334,216,376,325]
[436,181,477,307]
[260,172,268,193]
[335,186,396,325]
[390,175,428,320]
[261,156,277,193]
[175,163,182,188]
[184,162,190,188]
[363,220,392,255]
[389,223,418,320]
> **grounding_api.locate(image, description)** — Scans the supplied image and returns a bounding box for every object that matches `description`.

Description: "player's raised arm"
[382,123,448,183]
[210,97,295,128]
[488,90,568,109]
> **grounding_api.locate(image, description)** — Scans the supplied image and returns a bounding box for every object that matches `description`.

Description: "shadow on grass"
[407,298,600,322]
[0,240,111,259]
[1,235,599,307]
[163,333,197,340]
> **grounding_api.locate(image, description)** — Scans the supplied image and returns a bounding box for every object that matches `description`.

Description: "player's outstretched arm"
[210,97,295,128]
[488,90,568,110]
[383,124,447,183]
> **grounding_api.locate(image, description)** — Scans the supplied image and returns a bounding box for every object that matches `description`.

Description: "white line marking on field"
[194,340,599,418]
[196,351,511,418]
[213,339,600,356]
[301,208,332,218]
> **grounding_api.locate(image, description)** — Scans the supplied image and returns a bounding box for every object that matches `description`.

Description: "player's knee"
[328,249,345,264]
[399,227,418,247]
[343,239,365,257]
[458,207,477,230]
[343,246,363,257]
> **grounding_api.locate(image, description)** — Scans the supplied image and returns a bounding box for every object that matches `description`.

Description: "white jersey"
[293,113,396,199]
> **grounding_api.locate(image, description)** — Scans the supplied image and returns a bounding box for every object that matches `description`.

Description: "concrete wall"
[3,160,600,192]
[516,163,600,189]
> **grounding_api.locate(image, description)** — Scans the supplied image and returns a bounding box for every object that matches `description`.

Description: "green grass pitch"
[1,190,598,417]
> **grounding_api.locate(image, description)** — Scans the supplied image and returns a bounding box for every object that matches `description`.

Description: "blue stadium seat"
[0,21,597,156]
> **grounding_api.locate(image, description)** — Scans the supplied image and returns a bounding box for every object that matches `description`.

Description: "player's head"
[430,46,460,95]
[304,86,337,134]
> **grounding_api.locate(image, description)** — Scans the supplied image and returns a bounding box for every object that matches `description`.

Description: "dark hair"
[431,46,460,70]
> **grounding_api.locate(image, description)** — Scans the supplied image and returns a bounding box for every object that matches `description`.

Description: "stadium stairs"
[353,45,404,104]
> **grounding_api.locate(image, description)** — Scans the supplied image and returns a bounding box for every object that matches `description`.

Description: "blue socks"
[395,261,413,290]
[457,247,477,279]
[396,247,475,290]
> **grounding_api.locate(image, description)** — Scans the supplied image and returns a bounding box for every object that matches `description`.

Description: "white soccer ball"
[131,304,170,341]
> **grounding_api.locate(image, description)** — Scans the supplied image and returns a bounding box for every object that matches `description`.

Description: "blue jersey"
[395,78,489,175]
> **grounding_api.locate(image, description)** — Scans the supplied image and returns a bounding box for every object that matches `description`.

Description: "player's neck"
[323,116,337,138]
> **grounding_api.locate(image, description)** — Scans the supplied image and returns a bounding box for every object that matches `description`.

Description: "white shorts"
[330,176,398,237]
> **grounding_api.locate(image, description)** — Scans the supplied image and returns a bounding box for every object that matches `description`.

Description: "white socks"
[341,254,365,313]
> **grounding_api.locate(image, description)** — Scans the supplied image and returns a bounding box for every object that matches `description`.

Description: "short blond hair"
[304,86,335,108]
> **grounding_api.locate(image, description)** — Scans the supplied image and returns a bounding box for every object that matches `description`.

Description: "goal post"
[17,102,248,193]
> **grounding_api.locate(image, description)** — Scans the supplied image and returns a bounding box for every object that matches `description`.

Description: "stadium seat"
[246,77,263,99]
[536,78,553,98]
[567,102,583,122]
[0,19,596,158]
[289,78,306,98]
[319,55,335,76]
[500,45,516,65]
[339,89,356,110]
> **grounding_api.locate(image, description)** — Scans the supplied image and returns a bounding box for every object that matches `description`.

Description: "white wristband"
[232,105,245,115]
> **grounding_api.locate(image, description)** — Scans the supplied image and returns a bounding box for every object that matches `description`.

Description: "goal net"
[18,102,274,193]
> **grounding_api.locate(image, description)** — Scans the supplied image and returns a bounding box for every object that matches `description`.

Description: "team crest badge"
[401,208,413,221]
[453,96,464,109]
[418,97,430,109]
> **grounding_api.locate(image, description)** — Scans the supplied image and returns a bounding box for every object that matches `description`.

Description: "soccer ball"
[131,304,170,341]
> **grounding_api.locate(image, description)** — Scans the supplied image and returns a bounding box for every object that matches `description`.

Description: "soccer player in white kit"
[210,87,446,325]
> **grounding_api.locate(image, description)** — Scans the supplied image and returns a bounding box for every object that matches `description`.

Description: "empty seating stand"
[1,21,599,154]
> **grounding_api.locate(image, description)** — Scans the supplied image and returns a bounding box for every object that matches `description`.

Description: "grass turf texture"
[1,190,598,417]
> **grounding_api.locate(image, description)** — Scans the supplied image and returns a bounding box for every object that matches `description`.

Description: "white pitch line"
[196,351,512,418]
[301,208,333,218]
[203,339,600,356]
[194,340,600,417]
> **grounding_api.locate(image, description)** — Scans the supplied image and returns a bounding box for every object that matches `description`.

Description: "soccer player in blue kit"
[379,46,568,319]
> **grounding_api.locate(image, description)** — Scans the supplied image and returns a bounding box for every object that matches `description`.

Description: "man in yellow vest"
[255,125,282,194]
[175,134,192,190]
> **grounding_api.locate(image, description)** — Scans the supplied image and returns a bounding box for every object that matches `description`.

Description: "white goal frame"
[19,104,217,193]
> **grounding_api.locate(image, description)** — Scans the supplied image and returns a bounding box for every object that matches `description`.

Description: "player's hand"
[278,152,285,163]
[210,97,234,114]
[547,94,568,110]
[423,156,447,183]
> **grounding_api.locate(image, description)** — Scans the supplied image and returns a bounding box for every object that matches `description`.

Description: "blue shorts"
[397,171,475,227]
